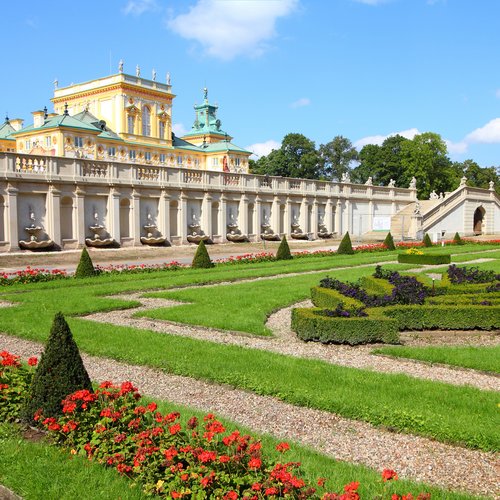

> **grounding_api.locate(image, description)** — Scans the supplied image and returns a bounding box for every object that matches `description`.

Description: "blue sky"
[2,0,500,167]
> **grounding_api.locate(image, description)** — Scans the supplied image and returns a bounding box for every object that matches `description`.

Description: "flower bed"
[0,267,67,286]
[1,351,428,499]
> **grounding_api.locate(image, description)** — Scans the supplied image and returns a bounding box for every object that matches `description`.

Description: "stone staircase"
[390,200,440,240]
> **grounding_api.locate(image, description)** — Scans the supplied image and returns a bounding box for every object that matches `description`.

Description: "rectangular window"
[74,137,83,148]
[212,157,219,167]
[129,150,136,160]
[25,140,31,151]
[194,158,200,167]
[159,154,166,163]
[45,136,51,148]
[127,115,135,134]
[144,152,151,161]
[159,121,165,139]
[108,147,116,157]
[177,155,183,166]
[235,157,241,167]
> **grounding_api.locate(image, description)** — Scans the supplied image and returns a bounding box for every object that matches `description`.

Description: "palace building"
[0,68,498,252]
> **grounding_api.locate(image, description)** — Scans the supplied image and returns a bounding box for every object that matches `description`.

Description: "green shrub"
[191,240,214,269]
[337,232,354,255]
[383,304,500,330]
[276,235,292,260]
[422,233,433,247]
[74,247,96,278]
[22,312,92,423]
[453,232,464,245]
[310,286,364,310]
[382,232,396,251]
[360,276,394,296]
[397,253,451,265]
[291,307,399,345]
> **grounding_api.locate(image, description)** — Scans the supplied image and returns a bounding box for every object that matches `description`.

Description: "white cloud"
[445,139,468,155]
[172,123,188,136]
[354,128,420,148]
[123,0,158,15]
[167,0,298,60]
[245,139,281,159]
[465,118,500,144]
[290,97,310,108]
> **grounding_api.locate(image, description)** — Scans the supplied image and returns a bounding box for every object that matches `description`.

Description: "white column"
[335,199,342,234]
[325,199,333,233]
[272,196,280,235]
[74,187,86,247]
[300,198,308,232]
[311,198,319,239]
[131,190,141,245]
[108,188,121,243]
[368,200,374,232]
[47,186,61,246]
[180,192,188,243]
[254,196,262,241]
[284,197,292,237]
[344,199,351,234]
[6,184,19,251]
[218,194,227,242]
[158,190,171,241]
[202,192,213,238]
[239,194,248,235]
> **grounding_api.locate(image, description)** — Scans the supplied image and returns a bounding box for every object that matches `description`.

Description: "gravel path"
[0,333,498,498]
[81,292,500,392]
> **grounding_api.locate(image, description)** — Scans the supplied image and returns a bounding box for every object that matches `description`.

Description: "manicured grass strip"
[0,424,145,499]
[139,265,412,335]
[373,345,500,374]
[450,249,500,262]
[7,315,497,452]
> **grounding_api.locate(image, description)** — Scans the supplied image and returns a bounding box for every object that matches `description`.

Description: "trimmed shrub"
[453,232,464,245]
[310,286,364,310]
[337,232,354,255]
[383,232,396,251]
[383,304,500,330]
[360,276,394,296]
[22,312,92,423]
[291,307,399,345]
[276,235,293,260]
[422,233,433,247]
[397,253,451,265]
[191,240,214,269]
[75,247,96,278]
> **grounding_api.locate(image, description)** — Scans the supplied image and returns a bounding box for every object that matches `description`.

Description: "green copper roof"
[0,120,16,140]
[12,113,100,135]
[183,88,230,138]
[201,141,251,154]
[172,135,204,152]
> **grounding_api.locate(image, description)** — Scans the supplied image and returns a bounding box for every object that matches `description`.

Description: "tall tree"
[318,136,358,181]
[453,160,500,194]
[252,133,321,179]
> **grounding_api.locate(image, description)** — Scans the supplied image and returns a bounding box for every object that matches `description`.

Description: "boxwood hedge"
[397,253,451,265]
[310,287,364,310]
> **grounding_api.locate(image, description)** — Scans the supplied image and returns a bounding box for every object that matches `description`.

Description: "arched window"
[158,120,165,139]
[142,106,151,136]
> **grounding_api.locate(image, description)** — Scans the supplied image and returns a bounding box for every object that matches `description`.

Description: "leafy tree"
[318,136,358,181]
[253,133,321,179]
[276,235,292,260]
[191,240,214,269]
[452,160,500,194]
[337,232,354,255]
[22,312,92,423]
[75,247,96,278]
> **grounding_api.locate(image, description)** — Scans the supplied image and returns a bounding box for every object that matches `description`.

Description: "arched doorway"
[473,206,485,235]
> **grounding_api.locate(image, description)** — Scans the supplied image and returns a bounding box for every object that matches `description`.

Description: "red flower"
[198,450,217,463]
[248,458,262,469]
[251,483,262,491]
[224,491,238,500]
[27,356,38,366]
[171,492,182,498]
[147,402,157,412]
[276,442,290,453]
[344,482,360,492]
[169,423,181,435]
[382,469,399,482]
[187,416,198,429]
[219,455,231,463]
[265,487,278,496]
[317,478,326,487]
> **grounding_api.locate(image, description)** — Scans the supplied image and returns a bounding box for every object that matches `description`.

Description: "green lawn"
[373,345,500,374]
[0,246,498,454]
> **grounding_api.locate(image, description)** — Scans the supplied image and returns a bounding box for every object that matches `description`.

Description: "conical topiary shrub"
[383,232,396,251]
[75,247,96,278]
[337,232,354,255]
[453,232,464,245]
[423,233,433,247]
[191,240,214,269]
[276,235,292,261]
[22,312,92,423]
